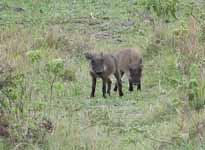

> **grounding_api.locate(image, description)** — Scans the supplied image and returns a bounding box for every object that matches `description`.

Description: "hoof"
[119,92,124,97]
[90,95,95,98]
[129,88,133,92]
[103,95,107,98]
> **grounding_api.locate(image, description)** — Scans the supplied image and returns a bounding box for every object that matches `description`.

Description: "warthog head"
[128,59,143,85]
[85,52,105,76]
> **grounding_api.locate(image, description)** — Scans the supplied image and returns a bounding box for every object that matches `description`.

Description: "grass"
[0,0,205,150]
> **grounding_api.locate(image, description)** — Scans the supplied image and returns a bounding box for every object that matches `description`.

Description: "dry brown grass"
[173,16,202,56]
[0,24,99,75]
[43,25,95,57]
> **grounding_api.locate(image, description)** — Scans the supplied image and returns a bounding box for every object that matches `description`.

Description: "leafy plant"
[46,58,64,75]
[45,58,65,100]
[61,68,76,81]
[139,0,179,20]
[187,79,205,111]
[26,49,42,64]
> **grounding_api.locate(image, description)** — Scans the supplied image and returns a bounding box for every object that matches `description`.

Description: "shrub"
[61,69,76,81]
[139,0,179,20]
[26,49,42,64]
[46,58,64,75]
[187,79,205,111]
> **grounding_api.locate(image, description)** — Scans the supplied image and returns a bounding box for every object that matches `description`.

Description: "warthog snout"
[129,78,140,85]
[129,63,142,86]
[92,64,104,75]
[95,71,103,76]
[132,81,140,86]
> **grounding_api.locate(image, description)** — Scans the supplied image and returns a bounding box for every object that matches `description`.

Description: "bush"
[139,0,179,20]
[188,79,205,111]
[26,49,42,64]
[61,69,76,81]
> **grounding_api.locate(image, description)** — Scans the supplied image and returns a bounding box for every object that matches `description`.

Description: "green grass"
[0,0,205,150]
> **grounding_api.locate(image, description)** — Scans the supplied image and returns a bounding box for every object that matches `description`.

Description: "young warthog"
[85,52,123,98]
[114,48,143,91]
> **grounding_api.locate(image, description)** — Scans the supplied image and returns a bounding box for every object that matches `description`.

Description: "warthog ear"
[84,52,93,60]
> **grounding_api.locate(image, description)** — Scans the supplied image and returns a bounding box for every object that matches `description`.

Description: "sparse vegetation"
[0,0,205,150]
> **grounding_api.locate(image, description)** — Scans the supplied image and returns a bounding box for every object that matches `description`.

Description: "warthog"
[114,48,143,92]
[85,52,124,98]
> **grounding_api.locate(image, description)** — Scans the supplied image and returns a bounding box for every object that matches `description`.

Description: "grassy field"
[0,0,205,150]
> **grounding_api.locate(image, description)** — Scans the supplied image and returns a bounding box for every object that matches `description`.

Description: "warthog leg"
[102,78,107,98]
[114,71,124,92]
[107,78,112,96]
[128,79,133,92]
[137,81,141,90]
[90,75,96,98]
[114,72,123,97]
